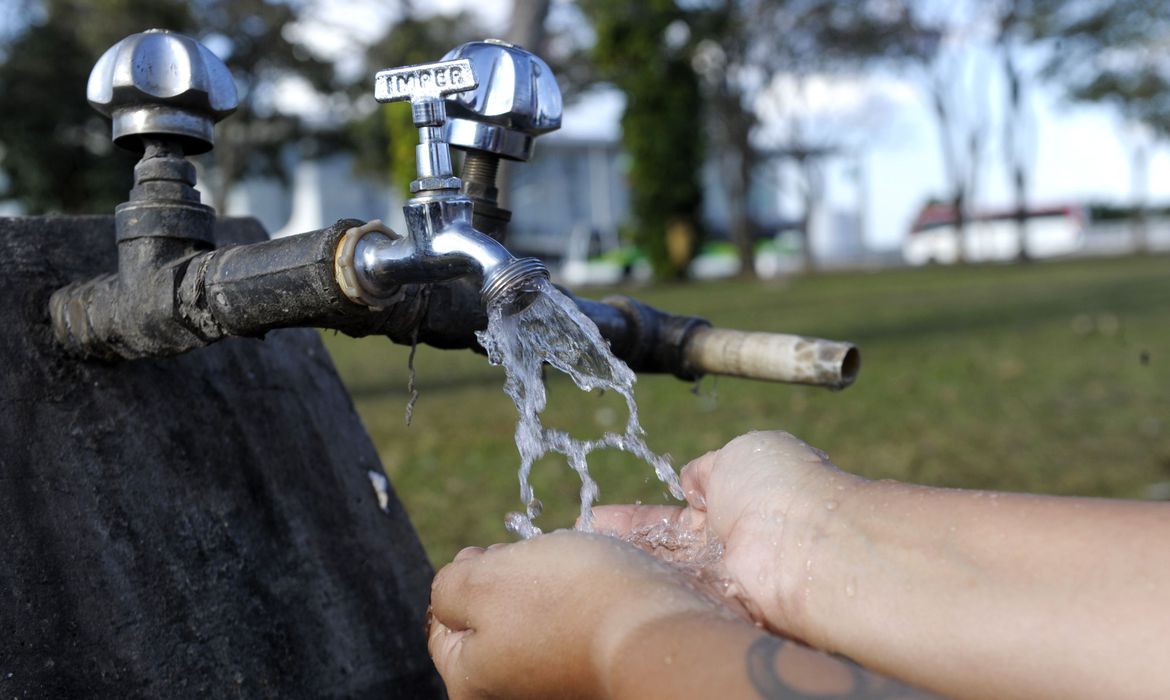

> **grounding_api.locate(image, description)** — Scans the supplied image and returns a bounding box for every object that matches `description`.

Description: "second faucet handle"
[374,58,479,193]
[441,40,562,163]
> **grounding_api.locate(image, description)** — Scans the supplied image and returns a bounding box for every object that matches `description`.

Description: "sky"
[293,0,1170,251]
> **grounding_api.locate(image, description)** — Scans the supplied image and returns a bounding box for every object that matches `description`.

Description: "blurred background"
[2,0,1168,564]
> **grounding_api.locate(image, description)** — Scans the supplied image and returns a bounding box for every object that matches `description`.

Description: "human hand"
[591,430,861,640]
[427,529,738,700]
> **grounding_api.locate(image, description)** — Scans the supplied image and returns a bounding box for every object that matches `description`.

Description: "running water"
[476,277,685,538]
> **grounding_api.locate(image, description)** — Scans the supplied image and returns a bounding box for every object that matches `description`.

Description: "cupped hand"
[590,430,861,638]
[428,529,737,700]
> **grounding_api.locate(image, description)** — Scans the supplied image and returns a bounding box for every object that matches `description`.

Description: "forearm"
[796,480,1170,699]
[605,612,934,700]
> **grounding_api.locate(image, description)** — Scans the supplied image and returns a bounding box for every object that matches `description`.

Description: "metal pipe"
[178,220,373,340]
[571,295,859,389]
[682,327,860,390]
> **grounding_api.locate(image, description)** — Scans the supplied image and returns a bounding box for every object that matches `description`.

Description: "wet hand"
[591,430,861,639]
[427,529,733,700]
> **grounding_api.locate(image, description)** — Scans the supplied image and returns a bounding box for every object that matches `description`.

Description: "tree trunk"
[1013,167,1029,262]
[495,0,551,211]
[728,110,757,278]
[953,188,967,264]
[1132,139,1149,254]
[1000,39,1031,262]
[506,0,551,49]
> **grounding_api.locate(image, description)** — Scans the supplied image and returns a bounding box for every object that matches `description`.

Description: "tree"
[191,0,340,215]
[690,0,934,274]
[0,0,341,215]
[991,0,1045,262]
[926,33,990,265]
[0,0,192,213]
[580,0,705,281]
[347,9,483,200]
[1033,0,1170,253]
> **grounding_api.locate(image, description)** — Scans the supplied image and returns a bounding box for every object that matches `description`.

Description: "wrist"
[601,609,758,699]
[767,468,873,647]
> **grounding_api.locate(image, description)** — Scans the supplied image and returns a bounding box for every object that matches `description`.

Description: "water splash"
[614,520,752,620]
[618,521,725,576]
[477,277,684,538]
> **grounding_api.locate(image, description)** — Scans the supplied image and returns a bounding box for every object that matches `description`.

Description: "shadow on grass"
[843,276,1170,346]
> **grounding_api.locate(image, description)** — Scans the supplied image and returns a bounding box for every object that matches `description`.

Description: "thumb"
[680,450,719,511]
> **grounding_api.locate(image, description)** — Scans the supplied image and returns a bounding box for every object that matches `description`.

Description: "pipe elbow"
[351,220,548,308]
[431,223,512,284]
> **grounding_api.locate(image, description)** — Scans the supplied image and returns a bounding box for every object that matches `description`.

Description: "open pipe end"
[684,327,861,390]
[481,257,549,311]
[838,346,861,389]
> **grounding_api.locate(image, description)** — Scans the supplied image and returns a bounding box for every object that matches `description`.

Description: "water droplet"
[505,511,541,539]
[824,500,838,511]
[526,497,543,519]
[845,580,857,598]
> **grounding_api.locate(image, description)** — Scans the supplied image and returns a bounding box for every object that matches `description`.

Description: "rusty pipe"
[580,295,859,389]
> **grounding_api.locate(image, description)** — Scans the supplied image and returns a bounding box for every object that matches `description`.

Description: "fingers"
[430,544,514,634]
[427,618,471,673]
[454,545,485,562]
[589,504,691,536]
[430,557,478,632]
[427,618,477,699]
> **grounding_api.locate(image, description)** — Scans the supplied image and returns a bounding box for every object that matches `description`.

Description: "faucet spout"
[349,195,547,308]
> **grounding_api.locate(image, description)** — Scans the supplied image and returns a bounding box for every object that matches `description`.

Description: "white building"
[225,92,872,279]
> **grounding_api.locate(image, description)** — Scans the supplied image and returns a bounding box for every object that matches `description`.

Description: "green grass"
[322,254,1170,566]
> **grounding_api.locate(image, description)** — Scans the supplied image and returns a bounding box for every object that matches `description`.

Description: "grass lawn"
[322,254,1170,566]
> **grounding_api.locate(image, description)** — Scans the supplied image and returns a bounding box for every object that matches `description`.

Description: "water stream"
[477,277,685,538]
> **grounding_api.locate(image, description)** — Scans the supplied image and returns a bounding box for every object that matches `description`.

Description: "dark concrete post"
[0,216,444,698]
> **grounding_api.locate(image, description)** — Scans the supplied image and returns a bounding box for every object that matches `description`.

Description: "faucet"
[338,56,549,310]
[49,32,551,360]
[48,30,860,390]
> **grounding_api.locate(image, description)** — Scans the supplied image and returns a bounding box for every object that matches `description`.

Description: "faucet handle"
[87,29,238,155]
[374,59,477,116]
[374,59,479,193]
[441,40,562,162]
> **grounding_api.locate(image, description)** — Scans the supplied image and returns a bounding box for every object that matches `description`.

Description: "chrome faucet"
[442,39,563,240]
[341,57,549,310]
[47,30,859,389]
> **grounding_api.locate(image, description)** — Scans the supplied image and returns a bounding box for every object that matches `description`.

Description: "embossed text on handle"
[375,59,478,103]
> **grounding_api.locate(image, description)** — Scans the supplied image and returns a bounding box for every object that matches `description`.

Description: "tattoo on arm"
[746,634,939,700]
